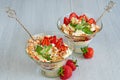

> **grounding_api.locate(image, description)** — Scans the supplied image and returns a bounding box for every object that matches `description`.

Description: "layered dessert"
[26,34,72,77]
[57,12,101,53]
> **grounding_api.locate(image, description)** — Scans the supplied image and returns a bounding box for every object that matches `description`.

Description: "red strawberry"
[69,12,78,20]
[55,38,63,49]
[66,59,78,71]
[78,14,88,21]
[34,56,39,60]
[60,45,68,51]
[88,18,96,25]
[82,14,88,21]
[64,17,70,25]
[41,36,50,46]
[49,35,57,44]
[58,65,72,79]
[78,15,83,21]
[81,47,94,59]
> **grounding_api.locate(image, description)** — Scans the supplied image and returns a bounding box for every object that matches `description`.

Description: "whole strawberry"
[58,65,72,79]
[81,46,94,59]
[66,59,78,71]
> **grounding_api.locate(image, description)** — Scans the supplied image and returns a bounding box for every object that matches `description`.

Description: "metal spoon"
[6,7,35,41]
[96,1,115,23]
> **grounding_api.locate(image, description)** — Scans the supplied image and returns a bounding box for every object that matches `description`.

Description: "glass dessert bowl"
[57,12,103,53]
[26,33,73,77]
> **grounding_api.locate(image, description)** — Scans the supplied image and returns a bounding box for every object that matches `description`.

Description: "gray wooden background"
[0,0,120,80]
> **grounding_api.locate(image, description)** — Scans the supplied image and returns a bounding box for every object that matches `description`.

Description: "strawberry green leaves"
[58,67,64,76]
[81,46,88,54]
[81,46,94,59]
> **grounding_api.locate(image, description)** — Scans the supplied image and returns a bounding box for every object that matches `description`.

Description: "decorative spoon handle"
[6,7,34,40]
[96,1,115,23]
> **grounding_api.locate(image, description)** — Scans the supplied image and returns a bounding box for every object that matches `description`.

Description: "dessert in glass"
[57,12,102,53]
[26,33,73,77]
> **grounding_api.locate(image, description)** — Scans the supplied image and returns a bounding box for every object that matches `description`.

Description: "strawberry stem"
[73,59,78,67]
[58,67,64,76]
[81,46,88,54]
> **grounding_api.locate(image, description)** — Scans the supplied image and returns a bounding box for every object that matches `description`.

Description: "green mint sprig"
[70,19,93,34]
[35,45,52,61]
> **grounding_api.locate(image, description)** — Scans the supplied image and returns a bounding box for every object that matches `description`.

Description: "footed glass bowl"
[26,33,73,77]
[57,12,103,53]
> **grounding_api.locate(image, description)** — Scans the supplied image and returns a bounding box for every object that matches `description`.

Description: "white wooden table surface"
[0,0,120,80]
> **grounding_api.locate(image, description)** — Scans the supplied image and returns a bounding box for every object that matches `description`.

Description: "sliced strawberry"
[60,45,68,51]
[49,35,57,44]
[58,65,72,79]
[55,38,63,49]
[78,14,88,21]
[78,15,83,20]
[82,14,88,21]
[69,12,78,20]
[34,56,39,60]
[41,36,50,46]
[88,18,96,25]
[66,59,78,71]
[64,17,70,25]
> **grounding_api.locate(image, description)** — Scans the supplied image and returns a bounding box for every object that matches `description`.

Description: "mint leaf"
[82,27,93,34]
[41,45,52,54]
[69,18,93,34]
[81,19,86,24]
[75,19,89,30]
[70,22,77,27]
[35,45,43,55]
[43,53,52,60]
[83,22,89,26]
[75,24,85,30]
[35,45,52,61]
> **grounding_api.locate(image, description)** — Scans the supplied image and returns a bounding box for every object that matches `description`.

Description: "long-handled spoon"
[6,7,35,41]
[96,1,115,23]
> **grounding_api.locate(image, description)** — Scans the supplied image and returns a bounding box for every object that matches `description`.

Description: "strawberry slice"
[82,14,88,21]
[64,17,70,25]
[88,18,96,25]
[78,15,83,21]
[55,38,63,49]
[34,56,39,60]
[69,12,78,20]
[49,35,57,44]
[78,14,88,21]
[60,45,68,51]
[55,38,68,51]
[41,36,50,46]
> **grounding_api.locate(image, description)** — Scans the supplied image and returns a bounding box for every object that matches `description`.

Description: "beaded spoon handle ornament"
[6,7,35,41]
[96,1,115,23]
